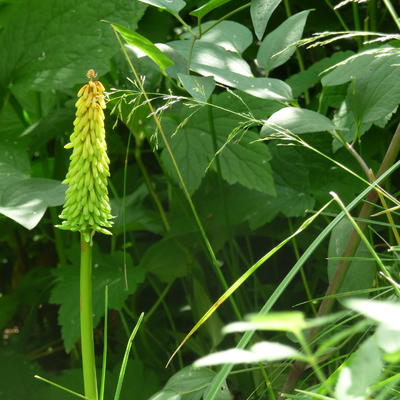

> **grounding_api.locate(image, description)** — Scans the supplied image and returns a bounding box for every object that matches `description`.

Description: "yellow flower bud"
[56,69,113,239]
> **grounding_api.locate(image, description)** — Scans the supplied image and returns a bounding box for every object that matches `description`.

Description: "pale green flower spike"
[57,69,113,242]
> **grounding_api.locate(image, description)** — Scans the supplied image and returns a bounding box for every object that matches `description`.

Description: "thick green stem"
[80,235,98,400]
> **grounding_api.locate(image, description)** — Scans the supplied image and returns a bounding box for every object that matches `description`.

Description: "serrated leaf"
[247,142,315,228]
[161,92,280,194]
[139,238,191,282]
[328,220,376,304]
[0,178,65,229]
[261,107,336,136]
[138,0,185,14]
[178,74,215,102]
[111,22,174,73]
[251,0,281,40]
[0,0,147,91]
[50,248,145,352]
[218,130,275,195]
[190,0,233,18]
[257,10,311,72]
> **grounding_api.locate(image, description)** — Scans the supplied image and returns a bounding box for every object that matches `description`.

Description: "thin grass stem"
[111,26,241,319]
[113,313,144,400]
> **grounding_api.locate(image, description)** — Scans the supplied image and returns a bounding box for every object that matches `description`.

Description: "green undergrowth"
[1,0,400,399]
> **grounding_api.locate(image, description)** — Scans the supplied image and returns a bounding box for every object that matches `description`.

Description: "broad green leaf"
[248,142,315,228]
[191,277,224,347]
[0,178,65,229]
[158,43,188,79]
[0,101,27,143]
[111,22,174,73]
[321,48,392,86]
[218,130,275,195]
[50,248,145,352]
[345,299,400,331]
[192,65,293,101]
[335,336,382,400]
[161,116,213,194]
[257,10,311,72]
[0,351,45,400]
[0,0,147,91]
[138,0,185,14]
[139,238,191,282]
[251,0,281,40]
[150,367,230,400]
[24,108,75,152]
[161,91,280,194]
[261,107,336,136]
[168,40,253,77]
[182,176,281,249]
[327,219,376,303]
[190,0,233,19]
[178,74,215,102]
[169,40,292,99]
[376,325,400,355]
[286,51,353,97]
[224,312,306,333]
[183,20,253,54]
[0,140,30,208]
[111,186,164,235]
[322,47,400,124]
[195,342,302,366]
[332,100,372,152]
[0,294,18,331]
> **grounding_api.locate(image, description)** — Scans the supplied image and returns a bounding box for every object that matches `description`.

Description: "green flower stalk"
[56,69,113,400]
[57,68,112,242]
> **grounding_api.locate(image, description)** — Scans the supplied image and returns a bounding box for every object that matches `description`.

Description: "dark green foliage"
[1,0,400,399]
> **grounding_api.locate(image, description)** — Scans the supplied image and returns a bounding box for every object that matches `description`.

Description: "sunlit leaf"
[111,22,174,73]
[190,0,233,19]
[178,73,215,102]
[138,0,186,14]
[251,0,281,40]
[224,311,306,333]
[195,341,302,367]
[261,107,336,136]
[257,10,311,72]
[345,299,400,331]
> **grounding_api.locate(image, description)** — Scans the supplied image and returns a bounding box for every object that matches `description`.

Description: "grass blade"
[113,312,144,400]
[34,375,90,399]
[203,159,400,400]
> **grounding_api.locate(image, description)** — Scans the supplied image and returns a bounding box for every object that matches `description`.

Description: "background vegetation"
[1,0,400,399]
